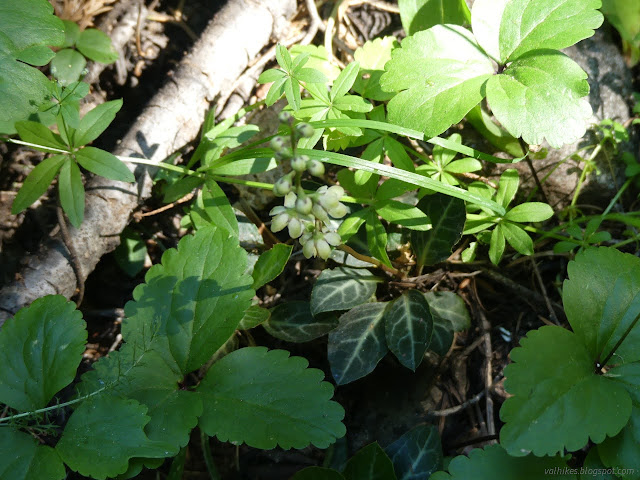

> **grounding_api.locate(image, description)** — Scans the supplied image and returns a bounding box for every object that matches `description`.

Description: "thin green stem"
[7,138,69,154]
[206,174,273,190]
[570,143,602,210]
[0,387,106,424]
[600,312,640,368]
[602,177,632,217]
[118,156,203,177]
[200,429,222,480]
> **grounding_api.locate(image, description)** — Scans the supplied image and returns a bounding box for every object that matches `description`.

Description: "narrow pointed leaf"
[15,121,67,151]
[76,147,134,182]
[489,224,505,264]
[311,267,382,316]
[501,222,533,255]
[504,202,553,222]
[0,429,65,480]
[197,347,346,449]
[385,425,443,480]
[331,62,360,101]
[74,99,123,146]
[252,244,293,289]
[264,301,338,342]
[11,154,66,214]
[76,28,118,63]
[0,295,86,411]
[58,159,84,227]
[190,179,239,235]
[365,210,392,267]
[384,290,433,371]
[328,303,389,385]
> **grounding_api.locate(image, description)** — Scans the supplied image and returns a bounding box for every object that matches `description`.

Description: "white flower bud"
[288,217,303,238]
[329,203,348,218]
[278,111,293,123]
[296,196,313,215]
[291,155,307,172]
[296,123,315,138]
[271,213,289,232]
[269,205,286,216]
[284,191,297,208]
[270,136,287,152]
[315,238,331,260]
[307,159,325,177]
[312,204,329,222]
[324,232,341,246]
[303,240,316,259]
[273,177,292,196]
[327,185,345,199]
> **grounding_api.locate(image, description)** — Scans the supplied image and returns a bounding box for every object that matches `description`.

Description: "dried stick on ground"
[0,0,296,326]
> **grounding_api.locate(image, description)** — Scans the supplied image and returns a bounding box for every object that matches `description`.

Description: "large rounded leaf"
[0,428,65,480]
[197,347,346,449]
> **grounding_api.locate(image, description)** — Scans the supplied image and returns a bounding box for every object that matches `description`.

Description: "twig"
[324,0,344,62]
[237,198,281,247]
[337,244,403,277]
[428,390,485,417]
[56,204,84,306]
[476,305,495,437]
[530,257,560,325]
[135,191,195,219]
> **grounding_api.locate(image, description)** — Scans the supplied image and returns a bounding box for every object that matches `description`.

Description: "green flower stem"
[0,387,106,424]
[7,138,69,154]
[200,429,222,480]
[206,174,273,191]
[602,177,633,216]
[337,244,402,277]
[570,143,602,210]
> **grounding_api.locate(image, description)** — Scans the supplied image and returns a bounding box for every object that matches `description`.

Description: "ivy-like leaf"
[485,50,592,147]
[0,295,86,411]
[500,326,632,456]
[264,301,338,343]
[252,244,293,289]
[238,304,270,330]
[56,395,173,479]
[398,0,470,36]
[430,444,577,480]
[328,303,389,385]
[197,347,346,449]
[380,24,494,137]
[411,193,466,268]
[343,443,397,480]
[424,291,470,356]
[385,424,442,480]
[311,266,382,316]
[563,248,640,366]
[0,428,65,480]
[384,290,433,371]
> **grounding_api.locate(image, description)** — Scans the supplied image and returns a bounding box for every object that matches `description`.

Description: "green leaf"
[311,267,382,316]
[385,424,442,480]
[501,222,533,255]
[207,156,277,175]
[602,0,640,48]
[563,248,640,365]
[471,0,604,65]
[15,45,55,66]
[0,428,65,480]
[365,210,392,267]
[276,43,293,72]
[238,304,270,330]
[290,44,341,83]
[424,291,470,332]
[122,225,255,374]
[265,75,287,106]
[296,67,328,84]
[486,51,592,148]
[292,467,346,480]
[343,443,397,480]
[384,290,433,371]
[352,37,398,101]
[488,224,505,264]
[0,0,64,51]
[500,326,632,456]
[57,395,173,479]
[398,0,470,36]
[333,95,373,113]
[15,121,67,151]
[197,347,346,449]
[114,227,147,277]
[62,20,80,48]
[375,200,430,231]
[328,302,389,385]
[258,68,285,84]
[76,28,118,63]
[75,147,134,182]
[495,169,518,208]
[331,62,361,101]
[411,194,466,268]
[597,406,640,478]
[380,25,493,138]
[50,48,86,86]
[190,179,239,235]
[74,98,123,146]
[11,154,66,214]
[58,159,85,227]
[264,301,338,343]
[430,444,577,480]
[504,202,553,222]
[252,244,293,289]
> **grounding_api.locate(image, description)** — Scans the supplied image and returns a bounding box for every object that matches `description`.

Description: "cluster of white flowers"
[269,112,347,259]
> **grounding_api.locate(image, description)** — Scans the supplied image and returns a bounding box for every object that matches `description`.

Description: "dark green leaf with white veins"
[385,424,443,480]
[380,24,493,138]
[75,147,134,182]
[0,295,86,411]
[11,154,66,214]
[500,326,632,457]
[471,0,604,65]
[57,395,174,480]
[485,50,592,147]
[425,291,470,356]
[384,290,433,371]
[311,266,382,316]
[328,302,389,385]
[264,301,338,343]
[252,243,293,289]
[343,442,397,480]
[0,428,65,480]
[411,193,466,268]
[399,0,470,36]
[197,347,346,449]
[430,444,577,480]
[563,247,640,366]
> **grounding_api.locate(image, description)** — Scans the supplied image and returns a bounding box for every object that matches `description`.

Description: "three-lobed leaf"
[197,347,346,449]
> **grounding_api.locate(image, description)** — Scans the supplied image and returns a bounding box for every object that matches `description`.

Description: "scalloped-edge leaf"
[597,405,640,479]
[386,424,442,480]
[328,302,389,385]
[0,295,86,411]
[399,0,470,36]
[500,326,632,457]
[264,301,339,343]
[430,444,577,480]
[56,395,173,480]
[311,266,382,316]
[385,290,433,371]
[343,442,397,480]
[0,428,65,480]
[197,347,346,450]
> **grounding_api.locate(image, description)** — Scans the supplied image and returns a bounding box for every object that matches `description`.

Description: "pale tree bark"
[0,0,296,325]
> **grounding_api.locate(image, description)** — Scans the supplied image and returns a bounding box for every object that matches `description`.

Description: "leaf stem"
[7,138,69,154]
[599,311,640,369]
[337,244,403,277]
[200,429,222,480]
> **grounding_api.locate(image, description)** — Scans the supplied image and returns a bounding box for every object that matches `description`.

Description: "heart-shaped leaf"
[385,424,442,480]
[311,267,382,316]
[264,301,338,342]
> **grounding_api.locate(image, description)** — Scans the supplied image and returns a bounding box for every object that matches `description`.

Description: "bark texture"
[0,0,296,325]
